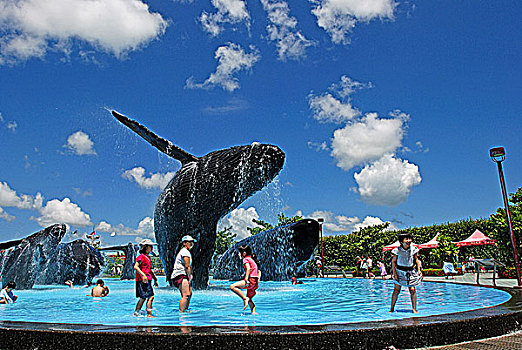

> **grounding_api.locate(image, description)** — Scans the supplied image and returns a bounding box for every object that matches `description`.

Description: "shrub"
[498,267,518,279]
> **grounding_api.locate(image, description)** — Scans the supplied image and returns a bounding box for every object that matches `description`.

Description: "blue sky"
[0,0,521,246]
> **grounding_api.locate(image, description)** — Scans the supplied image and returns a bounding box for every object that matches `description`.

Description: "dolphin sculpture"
[213,219,319,281]
[112,111,285,288]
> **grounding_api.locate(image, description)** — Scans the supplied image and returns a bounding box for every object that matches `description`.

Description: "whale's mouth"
[290,219,320,261]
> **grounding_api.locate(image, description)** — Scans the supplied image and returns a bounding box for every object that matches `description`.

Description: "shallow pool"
[0,278,510,327]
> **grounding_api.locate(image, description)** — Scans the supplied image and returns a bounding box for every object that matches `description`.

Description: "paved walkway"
[417,273,522,349]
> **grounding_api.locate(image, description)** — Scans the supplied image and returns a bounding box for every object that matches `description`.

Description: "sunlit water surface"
[0,278,510,327]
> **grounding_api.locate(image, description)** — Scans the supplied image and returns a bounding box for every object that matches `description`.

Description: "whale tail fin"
[112,111,198,164]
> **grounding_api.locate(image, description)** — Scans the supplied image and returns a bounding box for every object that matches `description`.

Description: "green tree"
[430,233,460,266]
[247,213,303,236]
[212,226,237,266]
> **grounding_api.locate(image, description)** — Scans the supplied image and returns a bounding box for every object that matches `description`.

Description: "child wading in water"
[230,245,261,314]
[390,233,422,313]
[134,239,159,317]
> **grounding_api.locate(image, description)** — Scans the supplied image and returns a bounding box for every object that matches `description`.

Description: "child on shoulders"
[0,281,17,304]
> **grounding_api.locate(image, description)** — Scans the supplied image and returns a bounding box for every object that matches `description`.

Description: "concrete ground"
[418,273,522,349]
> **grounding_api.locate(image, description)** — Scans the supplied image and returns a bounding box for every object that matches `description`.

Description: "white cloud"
[96,217,155,239]
[0,181,36,209]
[185,43,260,92]
[0,0,168,64]
[311,0,397,44]
[65,131,96,156]
[308,76,368,124]
[307,141,329,152]
[354,154,422,206]
[34,197,92,227]
[309,93,360,123]
[200,0,250,36]
[218,207,261,240]
[309,210,392,233]
[6,121,17,133]
[260,0,314,60]
[331,112,408,170]
[122,167,175,190]
[0,207,15,222]
[0,113,3,122]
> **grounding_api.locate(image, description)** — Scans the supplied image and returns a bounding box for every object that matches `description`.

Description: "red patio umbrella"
[453,229,497,247]
[417,233,440,249]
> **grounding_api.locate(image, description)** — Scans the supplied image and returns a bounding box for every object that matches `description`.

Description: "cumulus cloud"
[34,197,92,227]
[65,131,96,156]
[200,0,250,36]
[260,0,314,60]
[96,217,155,239]
[308,76,368,124]
[6,121,17,133]
[0,207,15,222]
[331,112,408,170]
[309,210,391,233]
[311,0,397,44]
[0,181,36,209]
[185,43,260,92]
[0,0,168,64]
[353,154,422,206]
[122,167,175,190]
[218,207,261,240]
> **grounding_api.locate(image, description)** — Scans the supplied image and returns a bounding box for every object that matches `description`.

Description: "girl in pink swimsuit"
[230,244,261,314]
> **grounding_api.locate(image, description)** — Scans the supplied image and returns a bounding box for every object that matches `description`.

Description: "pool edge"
[1,284,521,349]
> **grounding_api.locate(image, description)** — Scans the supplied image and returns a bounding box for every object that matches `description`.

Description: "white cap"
[139,239,158,246]
[181,235,196,242]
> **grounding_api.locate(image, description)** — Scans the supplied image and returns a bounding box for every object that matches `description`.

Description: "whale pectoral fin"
[111,110,198,165]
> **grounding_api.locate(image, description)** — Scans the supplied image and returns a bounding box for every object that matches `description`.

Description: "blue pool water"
[0,278,510,327]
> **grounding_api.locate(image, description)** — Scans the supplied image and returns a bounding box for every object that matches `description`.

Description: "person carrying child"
[170,235,196,312]
[0,281,17,304]
[230,244,261,314]
[134,239,159,317]
[390,233,422,313]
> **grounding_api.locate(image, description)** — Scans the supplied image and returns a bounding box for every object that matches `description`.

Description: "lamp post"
[318,218,324,278]
[489,147,522,287]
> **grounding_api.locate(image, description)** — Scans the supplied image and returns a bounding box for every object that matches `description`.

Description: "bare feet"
[412,310,418,313]
[243,297,250,310]
[388,310,394,313]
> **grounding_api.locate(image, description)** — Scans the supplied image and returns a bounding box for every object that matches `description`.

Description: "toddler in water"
[230,244,261,314]
[0,281,17,304]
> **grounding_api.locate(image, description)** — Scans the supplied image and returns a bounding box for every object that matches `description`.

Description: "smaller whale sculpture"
[0,224,66,289]
[0,224,104,288]
[213,219,319,281]
[99,243,139,280]
[37,240,104,286]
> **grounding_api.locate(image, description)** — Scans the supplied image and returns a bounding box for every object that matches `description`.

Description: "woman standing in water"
[390,233,422,313]
[171,235,196,312]
[134,239,159,317]
[230,244,261,314]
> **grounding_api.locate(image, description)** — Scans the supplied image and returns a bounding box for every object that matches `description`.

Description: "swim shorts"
[136,280,154,299]
[246,277,258,298]
[172,275,188,289]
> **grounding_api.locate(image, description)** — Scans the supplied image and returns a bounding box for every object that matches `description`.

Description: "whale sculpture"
[112,111,285,288]
[0,224,104,288]
[213,219,319,281]
[0,224,66,289]
[38,239,104,286]
[99,243,139,280]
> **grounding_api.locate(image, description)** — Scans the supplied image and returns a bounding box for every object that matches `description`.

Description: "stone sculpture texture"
[213,219,319,281]
[0,224,104,289]
[99,242,139,280]
[112,111,285,288]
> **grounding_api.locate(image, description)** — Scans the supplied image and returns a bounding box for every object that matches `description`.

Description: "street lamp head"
[317,218,324,223]
[490,147,505,162]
